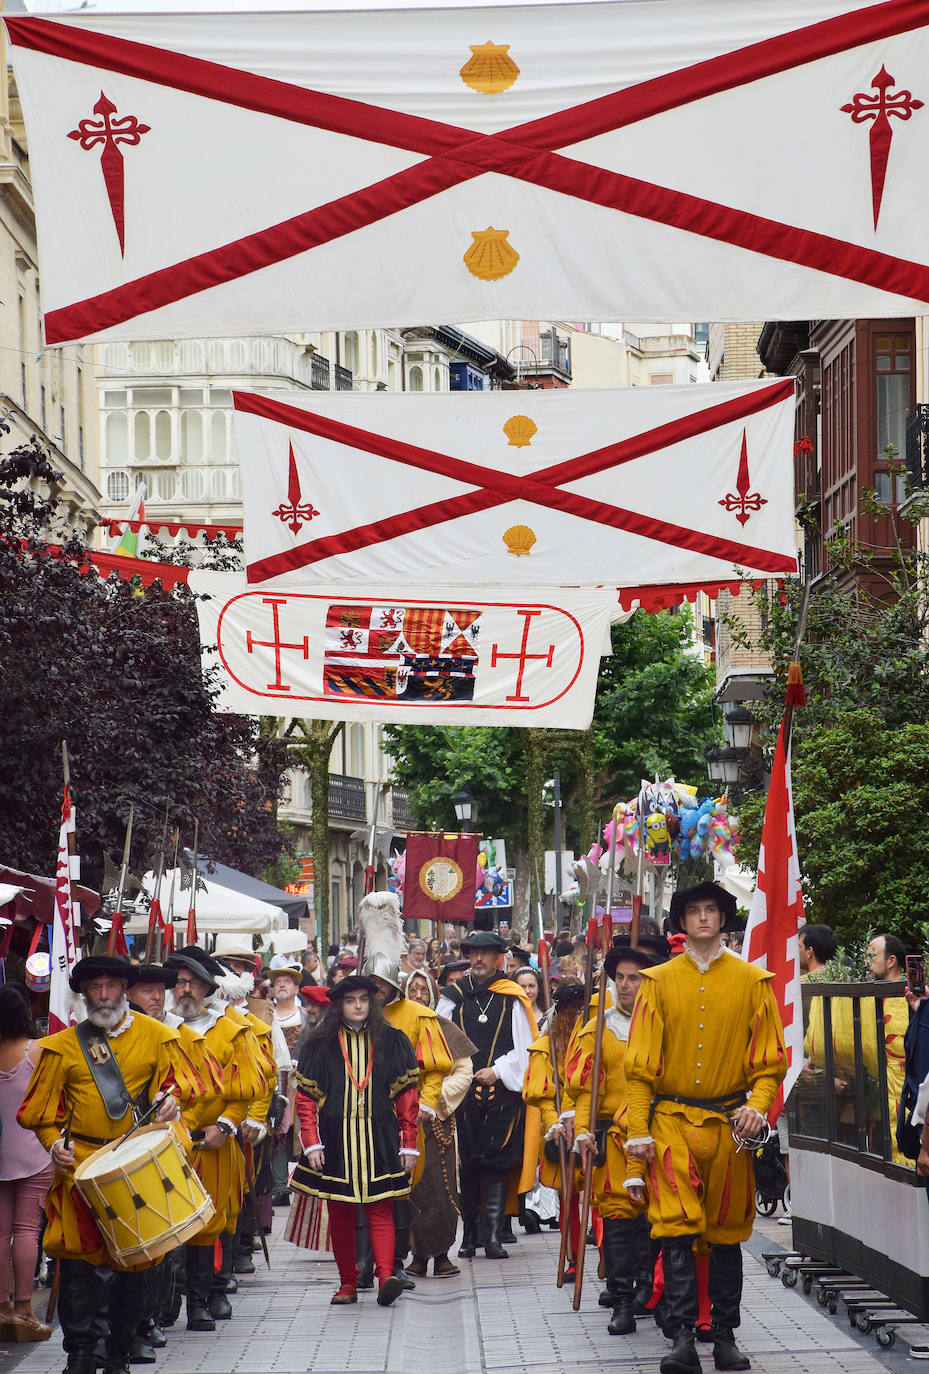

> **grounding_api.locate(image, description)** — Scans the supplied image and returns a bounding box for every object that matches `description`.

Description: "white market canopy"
[7,0,929,344]
[123,868,288,935]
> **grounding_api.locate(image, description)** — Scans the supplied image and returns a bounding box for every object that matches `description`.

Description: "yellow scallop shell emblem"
[503,524,536,556]
[463,227,519,281]
[460,42,520,95]
[503,415,537,448]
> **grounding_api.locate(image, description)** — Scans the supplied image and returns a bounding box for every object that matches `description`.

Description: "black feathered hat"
[164,945,224,990]
[668,880,737,934]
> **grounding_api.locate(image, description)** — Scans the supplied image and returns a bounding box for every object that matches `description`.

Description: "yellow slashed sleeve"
[624,976,665,1141]
[16,1044,68,1153]
[523,1038,560,1135]
[744,977,789,1117]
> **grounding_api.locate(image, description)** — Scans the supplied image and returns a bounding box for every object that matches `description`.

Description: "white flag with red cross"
[742,712,806,1124]
[235,382,798,591]
[7,0,929,344]
[190,571,618,728]
[49,784,80,1035]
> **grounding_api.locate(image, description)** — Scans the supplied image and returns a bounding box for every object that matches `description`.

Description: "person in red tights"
[290,975,420,1307]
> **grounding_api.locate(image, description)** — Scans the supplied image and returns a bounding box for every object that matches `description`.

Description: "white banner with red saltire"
[235,382,798,590]
[49,785,80,1035]
[8,1,929,344]
[190,571,618,728]
[742,717,805,1123]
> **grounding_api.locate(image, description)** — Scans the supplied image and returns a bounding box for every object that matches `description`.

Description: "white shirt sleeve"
[492,1002,533,1092]
[435,994,455,1020]
[270,1017,292,1073]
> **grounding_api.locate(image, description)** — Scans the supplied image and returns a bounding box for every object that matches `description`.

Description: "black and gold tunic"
[291,1022,419,1203]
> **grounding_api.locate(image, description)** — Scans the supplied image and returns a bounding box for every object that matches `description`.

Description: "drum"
[74,1123,215,1265]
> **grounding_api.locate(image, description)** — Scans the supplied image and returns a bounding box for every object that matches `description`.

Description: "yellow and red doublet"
[188,1009,271,1242]
[625,947,786,1243]
[383,996,453,1184]
[523,1034,577,1191]
[567,1014,646,1219]
[17,1012,205,1266]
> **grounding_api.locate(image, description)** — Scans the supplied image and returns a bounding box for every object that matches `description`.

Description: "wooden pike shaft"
[573,802,620,1310]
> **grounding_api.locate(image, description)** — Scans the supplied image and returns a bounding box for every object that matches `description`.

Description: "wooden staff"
[573,803,620,1310]
[538,940,573,1284]
[45,1107,74,1321]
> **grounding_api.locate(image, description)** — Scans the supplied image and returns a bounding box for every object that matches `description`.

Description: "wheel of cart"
[756,1189,778,1218]
[875,1326,896,1347]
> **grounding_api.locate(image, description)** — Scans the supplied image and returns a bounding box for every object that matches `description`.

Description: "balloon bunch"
[601,778,740,869]
[475,839,506,901]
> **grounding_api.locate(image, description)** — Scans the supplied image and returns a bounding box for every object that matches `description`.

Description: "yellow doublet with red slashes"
[567,1016,646,1220]
[625,947,786,1243]
[17,1013,206,1266]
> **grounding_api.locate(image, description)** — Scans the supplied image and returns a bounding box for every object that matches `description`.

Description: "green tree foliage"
[593,609,718,800]
[727,522,929,947]
[0,441,289,887]
[385,607,717,864]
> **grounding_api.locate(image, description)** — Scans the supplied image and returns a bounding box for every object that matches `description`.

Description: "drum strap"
[76,1021,147,1122]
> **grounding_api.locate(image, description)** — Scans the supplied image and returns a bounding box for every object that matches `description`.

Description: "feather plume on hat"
[358,891,405,992]
[211,966,254,1004]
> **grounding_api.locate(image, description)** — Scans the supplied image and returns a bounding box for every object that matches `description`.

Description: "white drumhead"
[82,1128,171,1177]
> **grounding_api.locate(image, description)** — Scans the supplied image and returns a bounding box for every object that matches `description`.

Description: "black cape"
[290,1020,419,1203]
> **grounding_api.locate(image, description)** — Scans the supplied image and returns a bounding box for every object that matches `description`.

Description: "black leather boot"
[59,1259,105,1374]
[709,1244,750,1370]
[458,1168,480,1259]
[107,1270,148,1374]
[601,1217,638,1335]
[185,1246,216,1332]
[355,1211,374,1289]
[659,1237,701,1374]
[392,1204,416,1290]
[633,1215,657,1316]
[482,1175,510,1259]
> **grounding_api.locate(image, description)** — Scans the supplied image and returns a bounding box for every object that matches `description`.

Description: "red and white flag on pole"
[49,785,80,1035]
[742,691,805,1124]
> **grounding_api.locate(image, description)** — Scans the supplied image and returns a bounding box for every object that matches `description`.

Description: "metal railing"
[905,404,929,491]
[335,365,354,392]
[328,774,366,820]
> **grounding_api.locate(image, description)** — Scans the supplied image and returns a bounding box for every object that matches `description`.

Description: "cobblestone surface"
[0,1213,920,1374]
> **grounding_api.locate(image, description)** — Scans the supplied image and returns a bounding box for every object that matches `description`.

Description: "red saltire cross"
[236,382,797,585]
[7,1,929,345]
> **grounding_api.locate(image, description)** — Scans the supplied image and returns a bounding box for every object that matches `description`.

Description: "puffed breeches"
[645,1112,754,1243]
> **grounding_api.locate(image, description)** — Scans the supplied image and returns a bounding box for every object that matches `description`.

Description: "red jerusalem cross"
[842,66,922,230]
[491,609,554,703]
[244,596,309,692]
[718,430,767,528]
[67,92,150,256]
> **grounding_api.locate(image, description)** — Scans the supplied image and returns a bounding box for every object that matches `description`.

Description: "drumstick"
[44,1109,75,1322]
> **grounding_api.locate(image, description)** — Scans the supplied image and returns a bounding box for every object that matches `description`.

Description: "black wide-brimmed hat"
[604,944,656,981]
[164,945,224,990]
[437,958,470,985]
[328,974,381,1001]
[461,930,507,952]
[69,955,132,992]
[668,881,738,934]
[552,979,586,1009]
[508,943,532,965]
[127,964,178,989]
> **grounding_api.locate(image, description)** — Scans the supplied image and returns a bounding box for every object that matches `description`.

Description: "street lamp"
[705,746,742,786]
[453,789,474,825]
[725,707,755,753]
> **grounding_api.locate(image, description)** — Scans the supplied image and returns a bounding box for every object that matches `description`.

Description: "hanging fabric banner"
[190,572,618,728]
[8,0,929,345]
[236,381,798,589]
[404,833,480,925]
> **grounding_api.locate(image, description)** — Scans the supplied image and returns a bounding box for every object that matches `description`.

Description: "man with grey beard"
[17,956,204,1374]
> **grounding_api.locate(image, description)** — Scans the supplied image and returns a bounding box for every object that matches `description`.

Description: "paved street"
[0,1216,921,1374]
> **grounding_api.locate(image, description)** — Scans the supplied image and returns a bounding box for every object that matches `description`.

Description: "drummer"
[16,955,205,1374]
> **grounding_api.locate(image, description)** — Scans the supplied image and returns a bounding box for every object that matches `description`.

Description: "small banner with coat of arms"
[404,832,479,925]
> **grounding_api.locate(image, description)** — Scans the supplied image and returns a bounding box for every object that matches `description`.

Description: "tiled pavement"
[0,1215,920,1374]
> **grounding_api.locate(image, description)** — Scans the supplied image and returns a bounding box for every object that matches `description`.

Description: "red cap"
[300,985,329,1005]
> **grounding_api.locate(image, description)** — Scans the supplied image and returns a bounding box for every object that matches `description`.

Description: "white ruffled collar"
[106,1009,134,1039]
[684,940,728,974]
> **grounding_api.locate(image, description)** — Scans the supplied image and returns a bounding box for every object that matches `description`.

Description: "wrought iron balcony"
[335,364,353,392]
[311,353,331,390]
[390,788,415,828]
[905,404,929,492]
[328,774,366,821]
